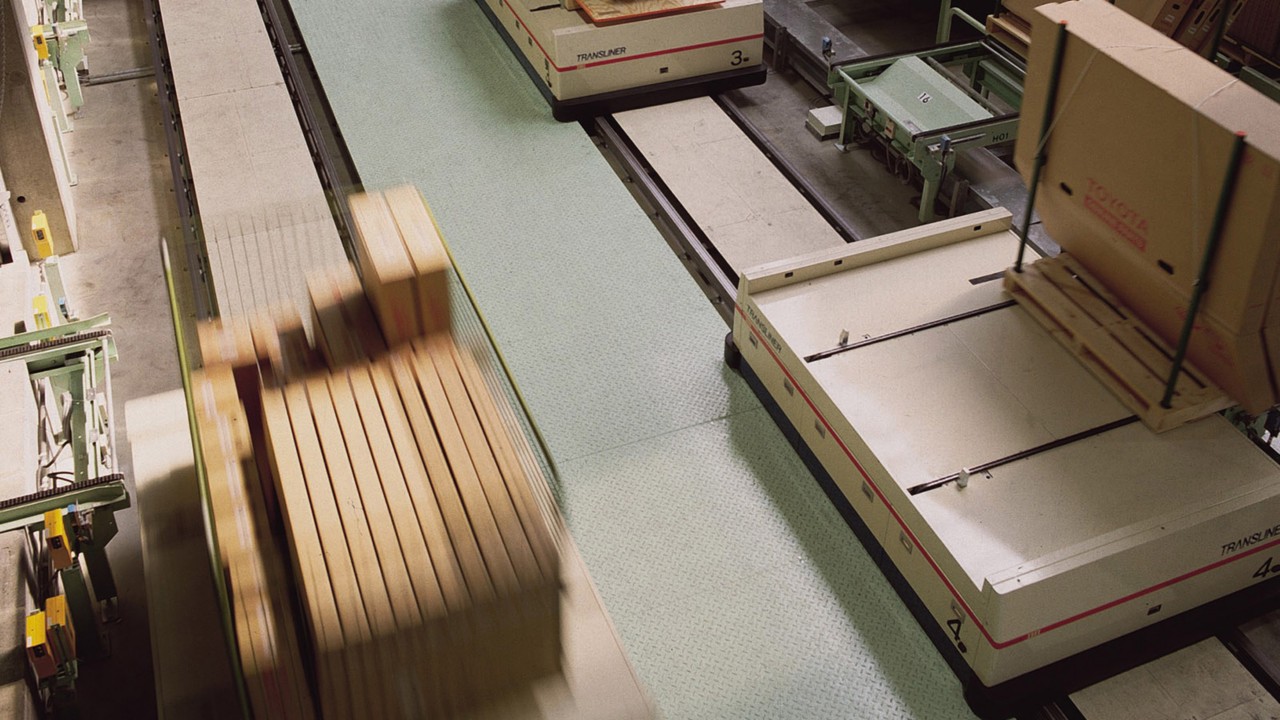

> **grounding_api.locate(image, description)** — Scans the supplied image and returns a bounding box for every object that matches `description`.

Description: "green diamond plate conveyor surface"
[287,0,978,716]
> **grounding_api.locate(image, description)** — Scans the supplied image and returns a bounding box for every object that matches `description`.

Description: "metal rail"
[805,300,1015,363]
[1160,132,1247,409]
[908,416,1140,495]
[256,0,361,261]
[0,326,109,358]
[0,474,127,533]
[587,115,739,324]
[83,66,155,86]
[762,0,865,95]
[142,0,217,321]
[1013,20,1068,273]
[160,240,249,717]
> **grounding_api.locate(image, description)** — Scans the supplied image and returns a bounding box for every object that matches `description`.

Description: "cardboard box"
[1062,238,1276,411]
[1153,0,1195,35]
[1002,0,1164,24]
[1176,0,1220,49]
[1017,0,1280,411]
[988,12,1033,57]
[1226,0,1276,60]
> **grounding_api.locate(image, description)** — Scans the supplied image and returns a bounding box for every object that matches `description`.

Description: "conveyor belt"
[0,473,121,512]
[0,328,110,360]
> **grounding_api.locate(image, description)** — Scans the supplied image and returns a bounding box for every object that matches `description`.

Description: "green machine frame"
[1,314,117,484]
[830,41,1024,223]
[0,314,128,716]
[2,475,130,659]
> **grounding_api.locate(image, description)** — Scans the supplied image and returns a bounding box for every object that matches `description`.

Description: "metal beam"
[0,475,129,534]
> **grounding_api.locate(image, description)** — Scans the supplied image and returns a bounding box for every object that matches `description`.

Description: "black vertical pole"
[1015,21,1069,273]
[1160,131,1248,409]
[1206,0,1236,62]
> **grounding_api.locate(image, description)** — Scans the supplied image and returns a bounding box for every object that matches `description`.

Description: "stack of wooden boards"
[194,343,315,719]
[1007,0,1280,426]
[191,185,562,718]
[988,0,1254,57]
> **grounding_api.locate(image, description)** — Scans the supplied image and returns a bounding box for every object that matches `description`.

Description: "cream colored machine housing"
[732,209,1280,689]
[481,0,763,119]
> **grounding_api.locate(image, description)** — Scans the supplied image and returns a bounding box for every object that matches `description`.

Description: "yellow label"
[33,296,51,330]
[44,510,73,570]
[25,612,46,648]
[31,26,48,61]
[31,211,53,259]
[45,595,67,628]
[44,594,75,660]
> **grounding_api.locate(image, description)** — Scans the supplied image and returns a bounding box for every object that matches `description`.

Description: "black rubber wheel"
[723,331,742,373]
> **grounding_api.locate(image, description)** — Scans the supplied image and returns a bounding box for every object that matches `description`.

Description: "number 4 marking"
[1255,556,1280,579]
[946,617,968,654]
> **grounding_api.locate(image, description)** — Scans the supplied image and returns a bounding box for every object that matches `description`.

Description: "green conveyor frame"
[830,41,1024,223]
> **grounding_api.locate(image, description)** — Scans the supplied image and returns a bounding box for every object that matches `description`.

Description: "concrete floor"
[806,0,939,55]
[50,0,185,715]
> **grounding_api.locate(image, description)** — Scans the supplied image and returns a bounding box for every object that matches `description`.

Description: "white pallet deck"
[1072,639,1280,720]
[616,97,846,273]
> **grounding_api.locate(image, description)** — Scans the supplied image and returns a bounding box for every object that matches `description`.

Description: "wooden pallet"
[576,0,722,24]
[196,186,562,718]
[986,13,1031,59]
[1004,253,1233,432]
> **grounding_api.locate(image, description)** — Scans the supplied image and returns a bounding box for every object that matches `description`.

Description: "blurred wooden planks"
[350,185,451,343]
[385,184,452,335]
[193,185,562,718]
[192,364,314,720]
[260,344,561,716]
